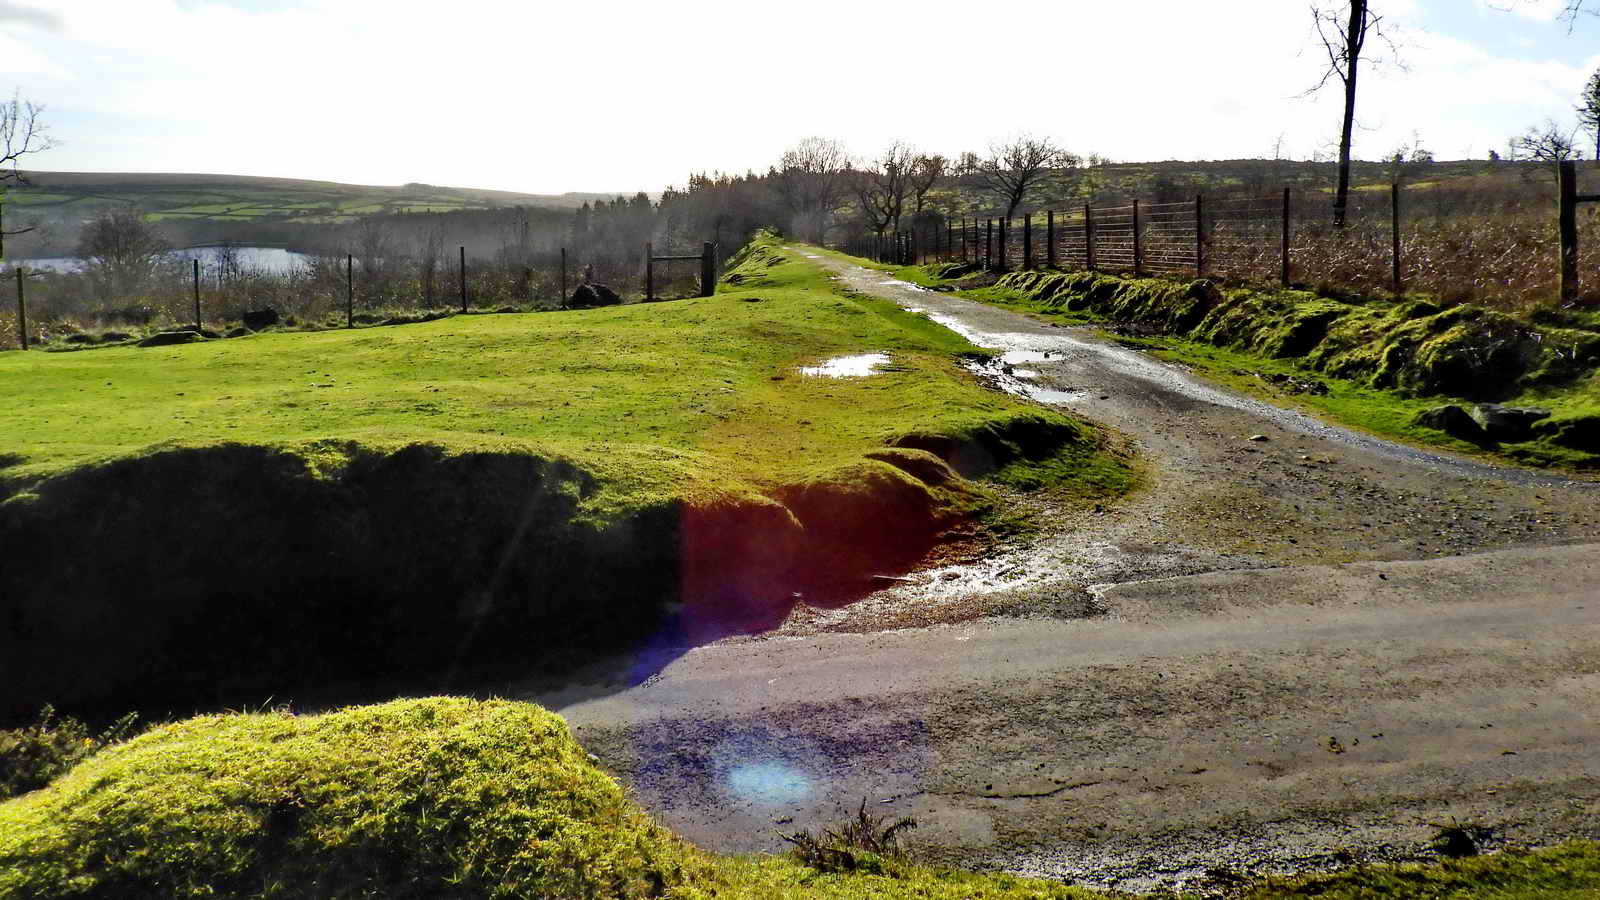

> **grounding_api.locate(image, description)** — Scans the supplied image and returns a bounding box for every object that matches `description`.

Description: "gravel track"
[514,251,1600,892]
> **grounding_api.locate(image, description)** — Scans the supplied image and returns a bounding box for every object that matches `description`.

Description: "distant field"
[3,170,625,226]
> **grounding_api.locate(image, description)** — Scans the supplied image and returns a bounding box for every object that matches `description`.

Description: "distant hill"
[0,170,638,257]
[5,170,626,223]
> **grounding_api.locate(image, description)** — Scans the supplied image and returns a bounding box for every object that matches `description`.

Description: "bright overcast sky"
[3,0,1597,195]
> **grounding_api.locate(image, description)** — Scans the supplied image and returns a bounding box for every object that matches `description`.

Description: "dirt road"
[523,251,1600,890]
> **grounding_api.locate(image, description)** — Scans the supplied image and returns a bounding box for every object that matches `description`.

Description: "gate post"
[1085,204,1095,271]
[701,241,717,297]
[1560,160,1578,304]
[1132,200,1142,276]
[14,267,26,350]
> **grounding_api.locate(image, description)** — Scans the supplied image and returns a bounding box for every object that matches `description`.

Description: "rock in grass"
[0,697,710,899]
[1469,403,1551,442]
[241,307,280,330]
[136,330,202,348]
[569,283,621,308]
[1414,405,1486,442]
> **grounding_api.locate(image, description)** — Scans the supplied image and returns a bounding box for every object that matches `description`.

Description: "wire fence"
[0,240,722,351]
[839,174,1600,310]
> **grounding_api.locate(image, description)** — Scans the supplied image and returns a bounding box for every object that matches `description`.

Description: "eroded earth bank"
[530,249,1600,893]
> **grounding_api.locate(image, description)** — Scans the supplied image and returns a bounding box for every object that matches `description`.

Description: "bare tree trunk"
[1333,0,1366,228]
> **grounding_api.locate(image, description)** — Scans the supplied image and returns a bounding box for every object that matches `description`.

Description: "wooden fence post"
[1194,194,1205,276]
[346,253,354,328]
[1085,204,1095,271]
[701,241,717,297]
[1047,210,1056,268]
[646,242,654,301]
[1391,182,1403,296]
[193,258,202,331]
[459,246,467,313]
[1560,160,1578,304]
[1024,214,1033,270]
[1280,188,1291,287]
[15,267,26,350]
[1132,200,1142,276]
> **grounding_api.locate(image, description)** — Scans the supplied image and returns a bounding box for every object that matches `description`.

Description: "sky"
[2,0,1597,195]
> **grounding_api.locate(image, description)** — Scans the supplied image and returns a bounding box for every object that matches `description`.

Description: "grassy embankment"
[3,696,1597,899]
[830,250,1600,471]
[0,234,1135,720]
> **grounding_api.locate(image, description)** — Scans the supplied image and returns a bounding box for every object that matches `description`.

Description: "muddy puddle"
[800,353,891,378]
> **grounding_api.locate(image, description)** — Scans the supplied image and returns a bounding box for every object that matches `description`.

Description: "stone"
[1469,403,1551,442]
[1413,405,1485,442]
[137,330,202,348]
[569,283,621,308]
[241,307,280,330]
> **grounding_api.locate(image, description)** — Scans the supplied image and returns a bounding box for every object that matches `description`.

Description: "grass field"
[0,234,1134,719]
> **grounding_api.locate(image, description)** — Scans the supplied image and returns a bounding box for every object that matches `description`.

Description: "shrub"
[0,706,139,800]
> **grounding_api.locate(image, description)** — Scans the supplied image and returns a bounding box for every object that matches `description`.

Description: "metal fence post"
[1194,194,1205,277]
[1047,210,1056,268]
[15,267,26,350]
[1391,182,1403,296]
[1280,188,1291,287]
[1085,204,1096,271]
[1132,200,1143,276]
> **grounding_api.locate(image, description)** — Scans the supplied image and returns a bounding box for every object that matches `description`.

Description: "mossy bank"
[0,235,1135,722]
[3,696,1596,899]
[868,256,1600,470]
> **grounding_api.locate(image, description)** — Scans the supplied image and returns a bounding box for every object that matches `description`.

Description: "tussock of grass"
[0,698,714,899]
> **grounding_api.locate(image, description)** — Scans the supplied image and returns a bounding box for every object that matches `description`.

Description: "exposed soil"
[530,251,1600,894]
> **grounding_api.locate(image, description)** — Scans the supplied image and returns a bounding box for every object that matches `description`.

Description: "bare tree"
[1305,1,1399,227]
[773,137,854,242]
[856,142,914,237]
[973,135,1076,220]
[1512,120,1581,162]
[77,208,170,301]
[1,92,55,259]
[909,154,947,216]
[1580,66,1600,162]
[417,221,445,306]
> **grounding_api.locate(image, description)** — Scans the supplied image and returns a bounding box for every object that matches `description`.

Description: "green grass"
[1,234,1135,718]
[2,696,1594,899]
[0,234,1109,519]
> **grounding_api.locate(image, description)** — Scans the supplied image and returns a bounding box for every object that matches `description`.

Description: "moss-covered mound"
[0,697,712,899]
[992,270,1600,458]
